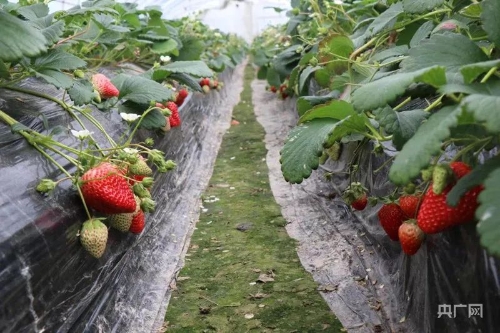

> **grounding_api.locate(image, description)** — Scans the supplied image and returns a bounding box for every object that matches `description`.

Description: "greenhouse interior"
[0,0,499,332]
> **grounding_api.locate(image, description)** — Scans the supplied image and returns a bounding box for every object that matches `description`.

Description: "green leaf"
[369,45,408,63]
[299,100,355,123]
[352,66,446,112]
[401,33,489,82]
[35,69,73,89]
[112,74,173,104]
[0,60,8,79]
[389,106,460,185]
[37,18,65,46]
[257,66,268,80]
[365,3,403,38]
[374,105,428,150]
[403,0,444,14]
[151,39,178,54]
[476,168,500,257]
[325,114,369,146]
[299,66,321,93]
[266,67,281,87]
[169,72,203,92]
[34,48,86,71]
[0,10,47,61]
[67,79,95,106]
[314,68,330,88]
[296,92,340,116]
[140,108,166,130]
[16,3,49,20]
[11,122,30,133]
[160,61,213,77]
[409,21,435,47]
[280,119,339,184]
[319,34,354,74]
[460,3,482,19]
[273,45,302,76]
[175,37,205,61]
[461,94,500,133]
[481,0,500,47]
[460,59,500,83]
[447,155,500,206]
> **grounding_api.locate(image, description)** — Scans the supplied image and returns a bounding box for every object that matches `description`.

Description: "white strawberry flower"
[160,55,171,63]
[71,129,93,139]
[120,113,141,122]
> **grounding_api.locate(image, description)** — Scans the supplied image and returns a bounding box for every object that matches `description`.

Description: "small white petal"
[123,148,139,154]
[71,129,93,139]
[120,113,141,122]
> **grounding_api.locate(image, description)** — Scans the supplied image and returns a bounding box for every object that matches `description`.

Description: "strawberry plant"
[253,0,500,257]
[0,0,247,257]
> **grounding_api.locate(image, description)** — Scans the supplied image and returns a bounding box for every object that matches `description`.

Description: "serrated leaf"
[280,119,339,184]
[461,94,500,133]
[139,108,166,130]
[151,39,178,54]
[439,80,500,95]
[460,59,500,84]
[0,10,47,61]
[67,79,95,106]
[481,0,500,47]
[160,61,213,77]
[112,74,172,104]
[169,72,203,92]
[35,69,73,89]
[352,66,446,112]
[374,105,428,150]
[401,33,488,82]
[325,114,369,146]
[476,169,500,257]
[460,3,481,19]
[296,92,341,116]
[34,49,86,71]
[409,21,435,47]
[447,155,500,206]
[299,100,355,123]
[39,19,65,46]
[319,34,354,74]
[389,106,460,185]
[16,3,49,20]
[403,0,444,14]
[273,45,302,77]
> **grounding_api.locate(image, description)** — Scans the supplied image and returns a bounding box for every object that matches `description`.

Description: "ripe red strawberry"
[450,161,471,178]
[128,174,145,186]
[398,221,424,255]
[166,101,181,127]
[417,161,481,234]
[129,210,145,234]
[175,88,188,106]
[399,195,420,218]
[81,162,136,214]
[91,73,119,99]
[199,78,210,86]
[378,203,405,241]
[417,185,482,234]
[351,193,368,211]
[270,86,277,93]
[80,219,108,258]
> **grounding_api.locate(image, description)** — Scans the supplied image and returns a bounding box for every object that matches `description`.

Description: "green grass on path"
[164,65,343,332]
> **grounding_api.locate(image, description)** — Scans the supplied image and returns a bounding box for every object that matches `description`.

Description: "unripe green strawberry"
[36,179,57,193]
[129,158,152,176]
[291,8,300,15]
[109,213,134,232]
[140,197,156,213]
[133,183,151,198]
[326,142,341,161]
[421,166,434,181]
[202,85,210,94]
[404,183,416,195]
[432,164,452,194]
[74,69,85,78]
[319,151,328,165]
[80,219,108,258]
[141,177,154,188]
[309,57,318,67]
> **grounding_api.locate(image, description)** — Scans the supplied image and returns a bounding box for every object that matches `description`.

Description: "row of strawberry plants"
[0,0,247,258]
[252,0,500,257]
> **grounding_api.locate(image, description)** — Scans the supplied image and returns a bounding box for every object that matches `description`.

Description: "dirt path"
[164,65,342,332]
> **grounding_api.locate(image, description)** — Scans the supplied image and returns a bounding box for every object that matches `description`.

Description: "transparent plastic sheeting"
[0,65,241,333]
[251,79,500,333]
